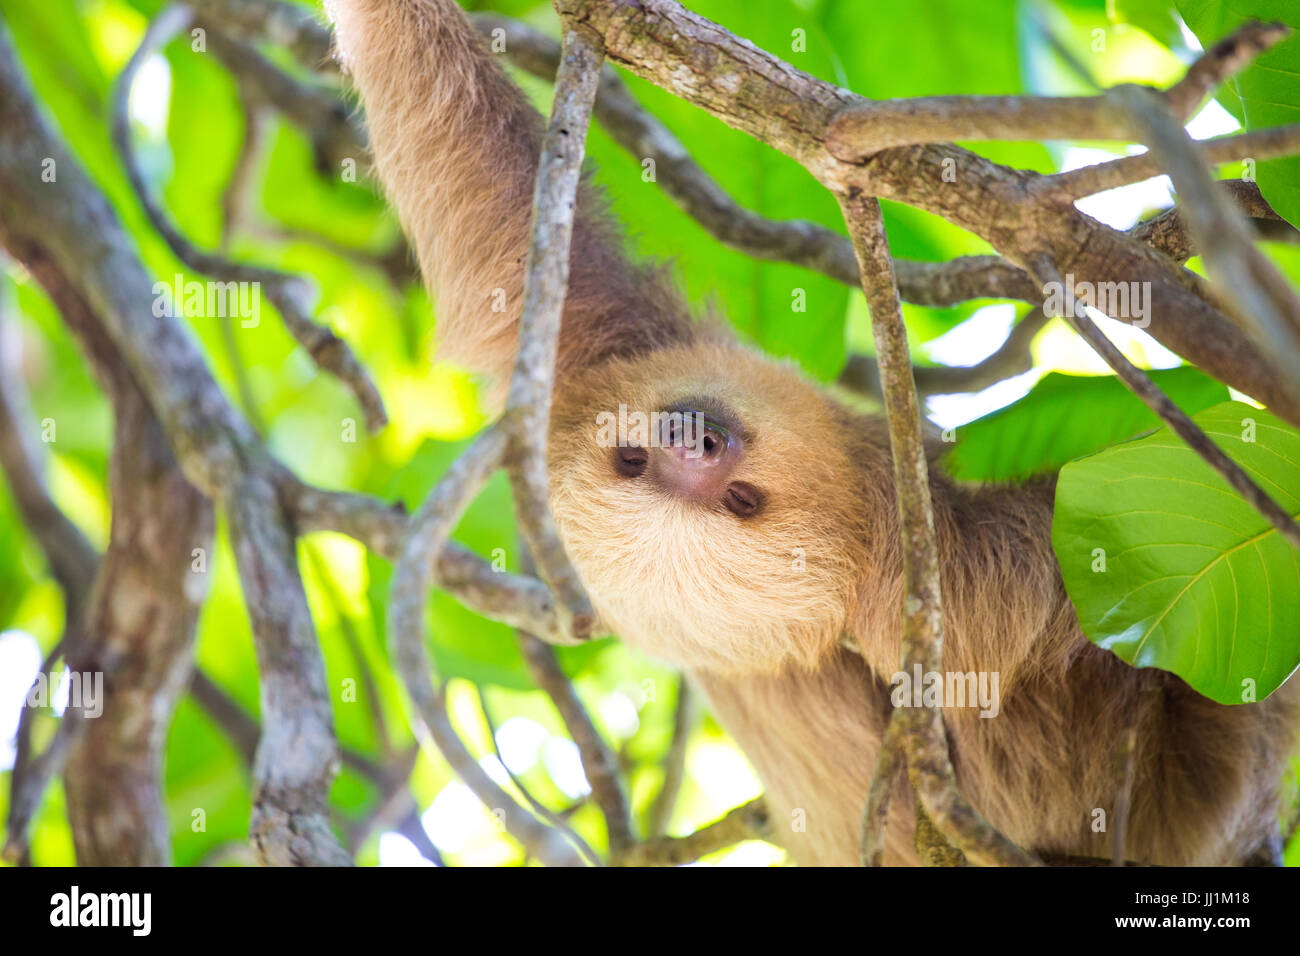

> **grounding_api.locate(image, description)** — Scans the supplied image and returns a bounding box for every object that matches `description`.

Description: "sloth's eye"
[614,445,648,478]
[724,481,763,518]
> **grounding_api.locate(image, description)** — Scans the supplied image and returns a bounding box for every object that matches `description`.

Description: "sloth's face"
[606,394,763,519]
[547,343,875,674]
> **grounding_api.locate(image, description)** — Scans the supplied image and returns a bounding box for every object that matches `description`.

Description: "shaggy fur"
[331,0,1299,865]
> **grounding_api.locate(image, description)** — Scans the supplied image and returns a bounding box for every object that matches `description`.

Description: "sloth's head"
[548,342,893,675]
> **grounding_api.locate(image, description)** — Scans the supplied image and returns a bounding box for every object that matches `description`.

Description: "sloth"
[328,0,1299,865]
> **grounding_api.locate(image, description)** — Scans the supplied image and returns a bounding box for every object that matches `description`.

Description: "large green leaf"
[1053,401,1300,703]
[946,367,1229,481]
[1177,1,1300,227]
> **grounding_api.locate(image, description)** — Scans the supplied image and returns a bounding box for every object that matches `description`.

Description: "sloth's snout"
[611,408,764,518]
[654,415,737,498]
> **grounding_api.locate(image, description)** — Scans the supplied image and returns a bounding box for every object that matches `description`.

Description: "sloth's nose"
[654,416,739,500]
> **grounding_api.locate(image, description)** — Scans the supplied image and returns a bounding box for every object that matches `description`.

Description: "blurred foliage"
[0,0,1296,866]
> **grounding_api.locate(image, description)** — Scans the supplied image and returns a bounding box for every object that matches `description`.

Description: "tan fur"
[332,0,1300,865]
[326,0,692,407]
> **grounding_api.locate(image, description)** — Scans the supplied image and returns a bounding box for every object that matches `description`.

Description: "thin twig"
[386,424,586,866]
[499,23,604,643]
[0,311,98,611]
[1029,257,1300,553]
[476,685,601,865]
[217,91,268,432]
[219,91,268,252]
[303,543,393,756]
[517,631,635,852]
[205,26,365,171]
[647,680,693,837]
[1044,124,1300,199]
[840,306,1049,398]
[859,718,905,866]
[2,712,85,863]
[1112,727,1138,867]
[612,798,770,866]
[191,0,336,75]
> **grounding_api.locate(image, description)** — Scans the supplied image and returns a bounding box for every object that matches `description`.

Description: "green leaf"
[1053,401,1300,704]
[946,367,1229,481]
[1176,1,1300,227]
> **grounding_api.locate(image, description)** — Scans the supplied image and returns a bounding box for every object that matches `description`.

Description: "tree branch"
[378,21,618,865]
[859,717,905,866]
[204,25,364,172]
[476,686,600,865]
[1130,180,1298,265]
[279,472,590,646]
[1045,123,1300,199]
[190,670,445,865]
[517,631,635,852]
[611,798,769,866]
[1114,86,1300,412]
[0,242,213,867]
[840,191,1038,866]
[0,311,98,616]
[647,679,693,836]
[1029,257,1300,553]
[198,0,1292,343]
[839,306,1050,398]
[559,0,1300,428]
[498,22,604,642]
[825,22,1288,158]
[386,425,586,866]
[0,19,350,865]
[191,0,335,75]
[1112,727,1137,868]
